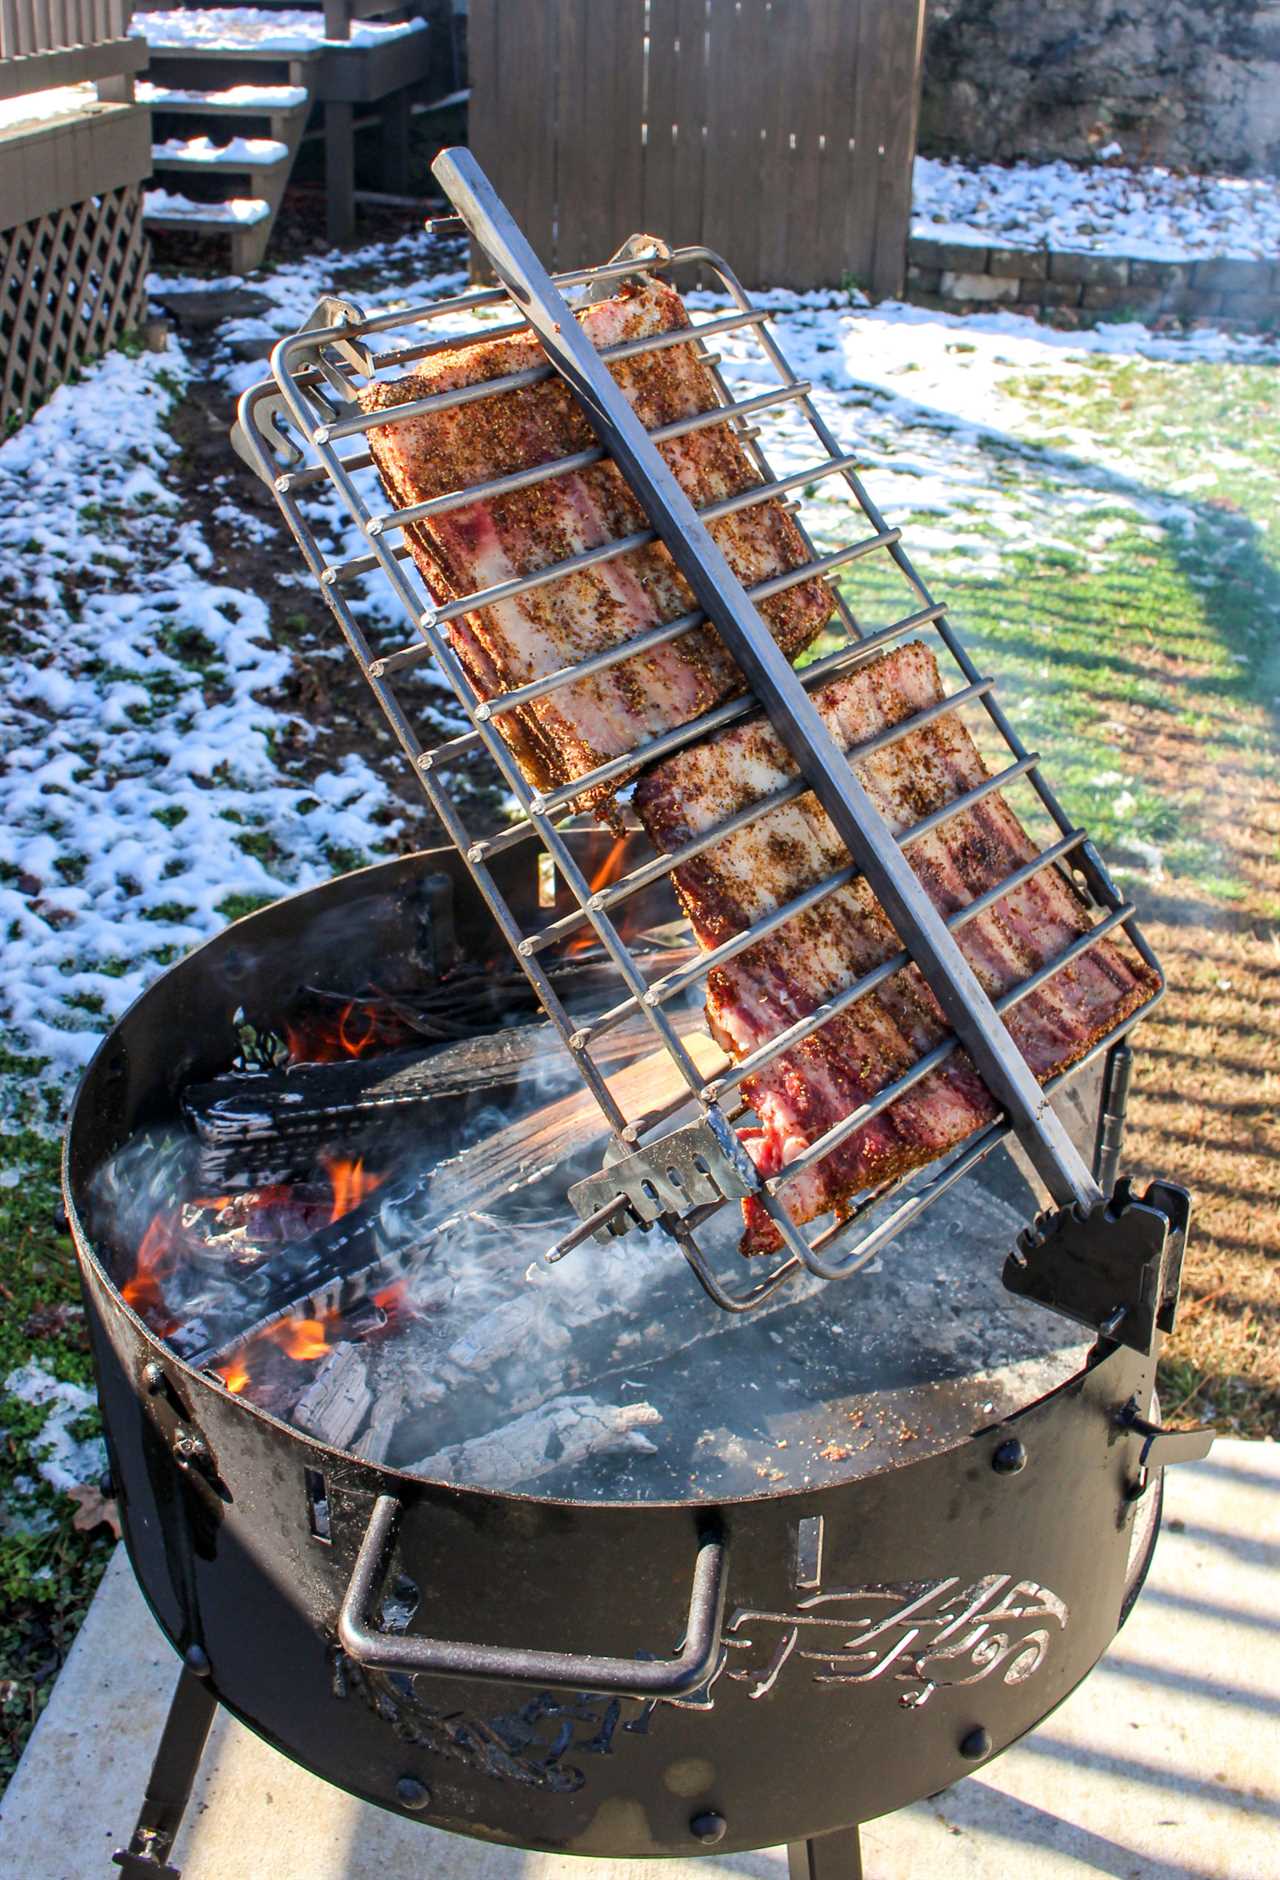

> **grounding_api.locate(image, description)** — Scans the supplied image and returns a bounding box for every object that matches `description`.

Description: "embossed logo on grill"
[724,1574,1069,1709]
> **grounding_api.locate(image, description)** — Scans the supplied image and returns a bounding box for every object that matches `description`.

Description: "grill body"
[66,854,1162,1859]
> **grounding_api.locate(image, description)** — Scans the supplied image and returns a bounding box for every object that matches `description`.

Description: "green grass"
[0,1058,113,1789]
[824,352,1280,909]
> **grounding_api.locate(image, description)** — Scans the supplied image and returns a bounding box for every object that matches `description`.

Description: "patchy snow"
[153,135,289,166]
[3,217,1271,1099]
[3,1365,107,1494]
[0,334,399,1084]
[913,156,1280,263]
[0,82,99,133]
[138,81,309,109]
[145,189,271,224]
[133,6,428,51]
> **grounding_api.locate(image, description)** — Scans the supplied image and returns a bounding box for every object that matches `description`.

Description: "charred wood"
[406,1394,661,1489]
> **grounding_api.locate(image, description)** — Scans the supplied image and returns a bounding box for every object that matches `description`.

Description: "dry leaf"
[67,1484,122,1540]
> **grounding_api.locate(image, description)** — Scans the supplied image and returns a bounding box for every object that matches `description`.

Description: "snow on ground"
[133,7,427,51]
[2,1366,106,1494]
[913,156,1280,262]
[0,340,397,1089]
[4,221,1273,1101]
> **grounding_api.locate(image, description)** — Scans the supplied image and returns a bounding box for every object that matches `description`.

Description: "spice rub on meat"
[359,275,834,824]
[633,641,1160,1254]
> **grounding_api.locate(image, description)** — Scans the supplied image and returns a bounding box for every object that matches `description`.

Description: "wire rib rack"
[234,148,1163,1313]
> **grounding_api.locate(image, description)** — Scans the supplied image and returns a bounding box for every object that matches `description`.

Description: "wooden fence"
[468,0,927,296]
[0,0,150,429]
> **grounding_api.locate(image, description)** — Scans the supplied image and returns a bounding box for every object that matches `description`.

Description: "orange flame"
[588,835,628,896]
[220,1358,251,1395]
[321,1155,383,1225]
[566,837,630,956]
[284,995,411,1066]
[268,1315,334,1362]
[122,1213,180,1332]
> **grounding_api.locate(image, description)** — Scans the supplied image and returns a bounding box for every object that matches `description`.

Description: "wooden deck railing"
[0,0,145,102]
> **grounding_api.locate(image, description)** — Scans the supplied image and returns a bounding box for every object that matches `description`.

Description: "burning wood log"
[406,1394,661,1489]
[290,1343,373,1449]
[183,1023,579,1191]
[186,1018,724,1373]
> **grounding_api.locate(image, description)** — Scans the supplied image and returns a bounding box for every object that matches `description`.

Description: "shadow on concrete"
[1021,1731,1280,1825]
[915,1780,1221,1880]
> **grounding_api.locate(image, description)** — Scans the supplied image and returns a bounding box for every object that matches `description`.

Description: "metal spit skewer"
[235,149,1163,1308]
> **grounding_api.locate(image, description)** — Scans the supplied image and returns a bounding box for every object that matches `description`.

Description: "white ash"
[408,1395,661,1491]
[290,1344,373,1450]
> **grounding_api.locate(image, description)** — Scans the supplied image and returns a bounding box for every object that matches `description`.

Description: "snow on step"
[0,82,99,134]
[132,7,428,53]
[137,81,309,112]
[153,135,289,168]
[144,189,271,226]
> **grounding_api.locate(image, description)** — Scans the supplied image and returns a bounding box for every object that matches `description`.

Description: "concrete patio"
[2,1440,1276,1879]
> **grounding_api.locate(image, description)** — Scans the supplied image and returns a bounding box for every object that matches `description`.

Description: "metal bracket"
[1002,1177,1191,1356]
[579,232,673,305]
[231,297,371,486]
[1118,1396,1214,1501]
[567,1118,756,1242]
[230,389,302,487]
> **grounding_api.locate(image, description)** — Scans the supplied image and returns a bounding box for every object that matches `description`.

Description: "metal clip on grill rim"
[239,147,1164,1310]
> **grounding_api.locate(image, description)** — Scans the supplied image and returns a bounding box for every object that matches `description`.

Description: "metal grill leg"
[788,1824,864,1880]
[113,1666,218,1879]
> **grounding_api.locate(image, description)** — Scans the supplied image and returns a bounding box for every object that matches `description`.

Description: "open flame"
[121,1214,180,1334]
[284,995,412,1066]
[566,837,630,956]
[321,1154,382,1225]
[267,1314,334,1362]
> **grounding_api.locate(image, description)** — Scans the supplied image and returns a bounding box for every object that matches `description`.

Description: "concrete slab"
[2,1441,1277,1880]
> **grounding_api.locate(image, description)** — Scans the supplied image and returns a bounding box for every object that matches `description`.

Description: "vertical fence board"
[605,0,645,256]
[683,0,715,251]
[642,0,675,246]
[466,0,921,291]
[870,0,925,299]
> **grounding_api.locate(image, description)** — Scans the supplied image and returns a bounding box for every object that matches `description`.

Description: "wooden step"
[151,134,292,173]
[137,81,310,116]
[144,187,275,272]
[144,191,273,229]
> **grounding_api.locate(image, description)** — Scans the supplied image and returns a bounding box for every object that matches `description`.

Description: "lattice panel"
[1,184,150,434]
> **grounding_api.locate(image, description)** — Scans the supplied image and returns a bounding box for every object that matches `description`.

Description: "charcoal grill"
[62,151,1213,1876]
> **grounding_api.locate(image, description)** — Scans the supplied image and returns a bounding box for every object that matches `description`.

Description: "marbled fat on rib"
[360,276,834,823]
[633,641,1160,1253]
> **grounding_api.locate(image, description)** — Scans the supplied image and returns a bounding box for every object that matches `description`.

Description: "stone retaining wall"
[906,236,1279,326]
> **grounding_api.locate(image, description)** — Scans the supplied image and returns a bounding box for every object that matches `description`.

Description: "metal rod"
[1093,1039,1134,1192]
[246,207,1167,1307]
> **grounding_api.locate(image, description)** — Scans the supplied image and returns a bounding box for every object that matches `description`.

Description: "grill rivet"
[184,1645,211,1678]
[396,1776,431,1811]
[960,1726,992,1761]
[690,1812,727,1845]
[992,1438,1027,1475]
[142,1361,165,1394]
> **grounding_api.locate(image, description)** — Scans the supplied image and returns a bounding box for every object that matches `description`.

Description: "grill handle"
[338,1493,728,1699]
